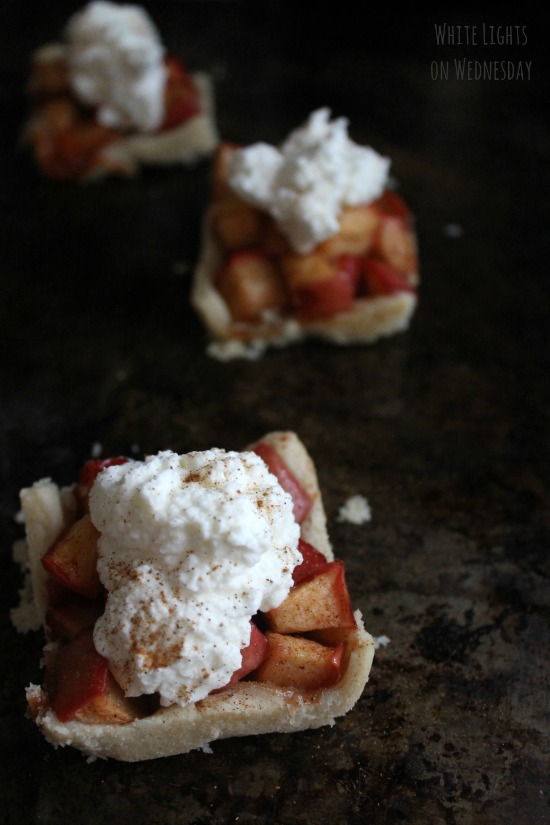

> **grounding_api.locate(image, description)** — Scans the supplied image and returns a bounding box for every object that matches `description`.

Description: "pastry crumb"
[91,441,103,458]
[337,495,371,525]
[373,635,390,649]
[207,339,268,362]
[443,222,463,238]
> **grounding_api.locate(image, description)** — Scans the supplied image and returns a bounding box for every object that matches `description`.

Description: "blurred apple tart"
[192,108,419,359]
[22,1,218,181]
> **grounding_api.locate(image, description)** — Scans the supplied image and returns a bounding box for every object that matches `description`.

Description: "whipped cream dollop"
[65,1,167,132]
[89,448,301,706]
[228,108,391,254]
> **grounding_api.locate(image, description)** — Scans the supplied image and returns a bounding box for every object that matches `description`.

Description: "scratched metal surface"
[1,3,549,824]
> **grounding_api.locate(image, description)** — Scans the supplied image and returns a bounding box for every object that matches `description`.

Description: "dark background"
[1,3,549,823]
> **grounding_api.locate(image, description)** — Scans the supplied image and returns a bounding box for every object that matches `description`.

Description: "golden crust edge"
[29,616,374,761]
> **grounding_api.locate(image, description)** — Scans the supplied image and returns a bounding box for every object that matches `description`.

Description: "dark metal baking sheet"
[1,3,548,823]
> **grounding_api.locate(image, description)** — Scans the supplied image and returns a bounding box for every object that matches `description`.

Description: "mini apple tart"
[192,108,419,359]
[22,1,218,181]
[13,432,374,761]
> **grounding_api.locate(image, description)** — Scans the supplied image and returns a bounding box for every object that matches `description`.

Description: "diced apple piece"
[39,97,78,129]
[261,217,291,256]
[255,632,345,690]
[265,561,356,635]
[211,142,240,200]
[216,250,288,323]
[281,252,360,321]
[307,626,355,646]
[32,107,115,181]
[46,590,104,642]
[75,456,129,513]
[211,622,268,693]
[317,204,381,257]
[292,264,359,321]
[292,538,328,583]
[75,672,150,725]
[160,56,201,131]
[42,514,102,599]
[29,97,77,158]
[49,629,148,724]
[229,622,268,683]
[46,574,73,607]
[211,199,264,250]
[30,47,69,96]
[375,190,413,221]
[280,250,335,292]
[372,214,418,276]
[49,629,108,722]
[362,258,416,297]
[252,442,313,523]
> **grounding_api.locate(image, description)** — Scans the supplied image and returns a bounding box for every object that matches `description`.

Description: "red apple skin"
[211,622,268,693]
[292,538,328,583]
[372,215,418,276]
[75,456,129,513]
[265,561,357,635]
[253,442,313,523]
[74,672,151,725]
[46,590,105,642]
[211,141,242,199]
[29,100,115,181]
[362,258,416,297]
[255,632,345,690]
[160,56,201,131]
[42,514,102,599]
[375,190,413,222]
[49,629,109,723]
[367,190,419,276]
[292,255,361,322]
[48,629,150,724]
